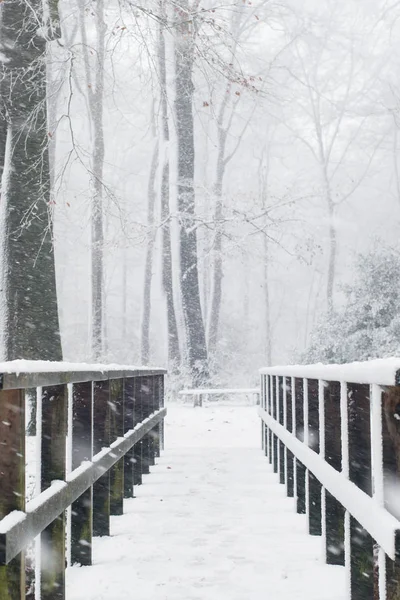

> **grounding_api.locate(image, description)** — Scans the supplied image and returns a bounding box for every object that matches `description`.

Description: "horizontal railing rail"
[0,362,167,600]
[179,387,259,407]
[259,358,400,600]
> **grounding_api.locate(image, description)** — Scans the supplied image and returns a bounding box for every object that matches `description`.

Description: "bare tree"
[174,0,209,385]
[281,12,385,311]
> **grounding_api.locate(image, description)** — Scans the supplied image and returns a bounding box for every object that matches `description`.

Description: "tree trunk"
[207,146,225,357]
[263,235,272,365]
[78,0,106,361]
[174,0,208,386]
[91,0,106,361]
[0,0,62,361]
[324,166,336,314]
[141,139,159,364]
[159,1,181,370]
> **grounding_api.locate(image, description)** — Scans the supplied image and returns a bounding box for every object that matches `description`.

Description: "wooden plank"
[40,384,67,599]
[109,379,124,516]
[93,381,110,537]
[0,389,25,600]
[71,381,93,566]
[0,368,167,391]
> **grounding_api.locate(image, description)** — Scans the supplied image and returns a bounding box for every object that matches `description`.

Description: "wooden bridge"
[0,359,400,599]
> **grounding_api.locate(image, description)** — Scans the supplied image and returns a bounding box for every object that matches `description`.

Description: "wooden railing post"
[140,377,153,475]
[71,381,93,566]
[109,379,124,516]
[267,376,272,463]
[159,374,165,451]
[285,376,294,498]
[0,389,25,600]
[153,376,161,459]
[147,376,156,467]
[40,384,67,599]
[272,376,278,474]
[123,378,135,498]
[382,384,400,599]
[294,377,306,514]
[93,381,111,537]
[278,376,285,485]
[347,383,374,600]
[307,379,322,536]
[324,381,345,566]
[133,377,143,486]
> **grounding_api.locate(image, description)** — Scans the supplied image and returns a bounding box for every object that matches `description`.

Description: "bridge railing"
[259,359,400,600]
[0,361,166,600]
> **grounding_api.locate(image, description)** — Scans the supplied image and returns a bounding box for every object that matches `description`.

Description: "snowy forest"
[1,0,400,387]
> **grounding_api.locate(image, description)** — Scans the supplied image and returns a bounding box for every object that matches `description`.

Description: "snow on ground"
[66,403,345,600]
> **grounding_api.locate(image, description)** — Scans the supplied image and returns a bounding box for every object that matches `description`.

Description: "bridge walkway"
[67,404,345,600]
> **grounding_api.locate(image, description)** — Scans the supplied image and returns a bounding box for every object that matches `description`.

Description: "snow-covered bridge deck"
[67,405,345,600]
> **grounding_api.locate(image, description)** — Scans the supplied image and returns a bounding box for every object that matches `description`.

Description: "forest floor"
[66,403,345,600]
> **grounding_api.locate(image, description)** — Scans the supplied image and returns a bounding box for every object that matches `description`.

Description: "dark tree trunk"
[0,0,62,361]
[174,1,208,386]
[159,1,181,369]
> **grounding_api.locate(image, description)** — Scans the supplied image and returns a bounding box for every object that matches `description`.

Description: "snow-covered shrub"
[303,249,400,363]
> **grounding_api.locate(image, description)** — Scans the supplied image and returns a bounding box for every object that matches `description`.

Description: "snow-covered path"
[67,404,345,600]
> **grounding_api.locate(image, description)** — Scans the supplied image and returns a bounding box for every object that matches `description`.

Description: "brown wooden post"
[0,388,25,600]
[278,376,285,485]
[153,376,161,459]
[347,383,374,600]
[307,379,322,536]
[93,381,111,537]
[159,374,165,451]
[109,379,124,516]
[140,377,152,475]
[40,384,67,600]
[285,377,295,498]
[71,382,93,566]
[123,378,135,498]
[133,377,143,486]
[267,376,273,464]
[381,384,400,599]
[323,381,345,565]
[147,376,156,467]
[272,376,278,474]
[294,378,306,514]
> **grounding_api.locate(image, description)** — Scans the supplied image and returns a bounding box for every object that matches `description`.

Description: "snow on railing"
[0,362,166,600]
[259,358,400,600]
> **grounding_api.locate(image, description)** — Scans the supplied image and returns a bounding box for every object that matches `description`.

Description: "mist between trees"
[1,0,400,387]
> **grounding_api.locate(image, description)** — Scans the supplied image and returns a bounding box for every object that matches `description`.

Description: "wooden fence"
[0,363,166,600]
[259,360,400,600]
